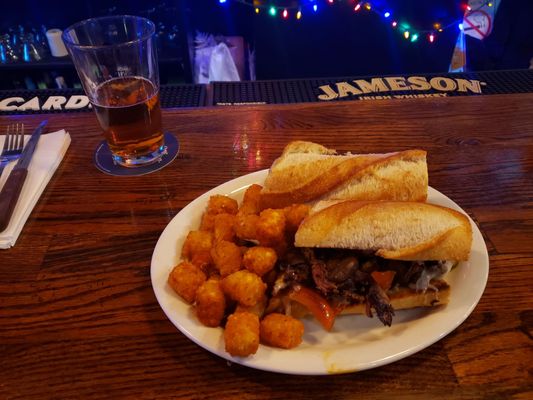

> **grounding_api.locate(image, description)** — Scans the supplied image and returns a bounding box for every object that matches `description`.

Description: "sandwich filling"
[271,248,453,326]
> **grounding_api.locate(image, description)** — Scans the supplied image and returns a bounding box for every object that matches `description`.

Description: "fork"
[0,124,25,179]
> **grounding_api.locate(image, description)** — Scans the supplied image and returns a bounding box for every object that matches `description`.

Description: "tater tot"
[234,212,259,241]
[239,184,263,215]
[235,294,267,318]
[181,230,213,260]
[213,213,236,242]
[260,313,305,349]
[221,270,266,307]
[243,247,278,277]
[211,240,242,277]
[190,251,214,276]
[284,203,311,233]
[206,195,238,216]
[257,208,286,245]
[195,278,226,327]
[168,261,207,304]
[200,213,216,232]
[224,312,260,357]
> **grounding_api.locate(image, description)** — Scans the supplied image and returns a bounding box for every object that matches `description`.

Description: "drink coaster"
[94,132,179,176]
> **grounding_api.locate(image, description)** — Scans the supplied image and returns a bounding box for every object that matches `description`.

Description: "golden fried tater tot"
[221,270,266,307]
[181,230,213,260]
[235,294,267,318]
[243,246,278,277]
[195,278,226,327]
[206,195,238,216]
[168,261,207,304]
[224,312,260,357]
[213,213,236,242]
[239,184,263,215]
[211,240,242,277]
[190,251,215,276]
[200,213,216,232]
[234,212,259,241]
[284,203,311,233]
[257,208,286,245]
[260,313,304,349]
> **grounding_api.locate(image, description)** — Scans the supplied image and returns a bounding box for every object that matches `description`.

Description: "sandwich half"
[270,200,472,328]
[260,141,428,210]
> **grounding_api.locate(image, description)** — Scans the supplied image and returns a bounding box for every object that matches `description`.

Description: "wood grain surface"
[0,93,532,399]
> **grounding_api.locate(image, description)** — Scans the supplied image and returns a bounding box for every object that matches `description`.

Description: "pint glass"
[63,16,164,167]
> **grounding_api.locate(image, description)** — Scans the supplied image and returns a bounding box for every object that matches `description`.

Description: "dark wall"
[466,0,533,70]
[185,0,533,80]
[1,0,180,30]
[185,0,463,79]
[252,4,460,79]
[2,0,532,86]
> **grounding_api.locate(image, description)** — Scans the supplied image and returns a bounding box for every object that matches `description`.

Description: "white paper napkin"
[0,129,71,249]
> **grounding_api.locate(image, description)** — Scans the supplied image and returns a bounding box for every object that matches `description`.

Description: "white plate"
[151,170,489,375]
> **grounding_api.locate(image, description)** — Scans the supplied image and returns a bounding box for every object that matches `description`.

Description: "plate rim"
[150,169,489,375]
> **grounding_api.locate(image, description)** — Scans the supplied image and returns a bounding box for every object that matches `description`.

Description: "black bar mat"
[212,69,533,105]
[0,84,206,115]
[1,69,532,114]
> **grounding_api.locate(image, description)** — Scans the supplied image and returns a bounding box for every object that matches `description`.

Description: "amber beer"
[93,76,164,166]
[63,16,166,168]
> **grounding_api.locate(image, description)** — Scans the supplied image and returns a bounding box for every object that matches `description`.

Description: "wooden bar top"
[0,93,532,399]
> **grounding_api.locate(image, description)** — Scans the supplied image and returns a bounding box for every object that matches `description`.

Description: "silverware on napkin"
[0,120,48,232]
[0,123,25,178]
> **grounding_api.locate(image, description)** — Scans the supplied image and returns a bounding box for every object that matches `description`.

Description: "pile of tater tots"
[168,184,311,357]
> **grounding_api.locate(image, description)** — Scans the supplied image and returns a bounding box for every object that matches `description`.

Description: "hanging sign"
[463,0,500,40]
[464,9,492,40]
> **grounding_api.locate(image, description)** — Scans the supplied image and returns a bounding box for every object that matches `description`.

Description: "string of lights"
[217,0,495,44]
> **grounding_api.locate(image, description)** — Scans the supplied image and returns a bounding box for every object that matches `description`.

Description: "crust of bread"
[280,140,337,156]
[294,201,472,261]
[260,141,428,209]
[339,280,450,315]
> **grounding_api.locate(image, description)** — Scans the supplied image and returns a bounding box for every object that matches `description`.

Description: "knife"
[0,120,48,232]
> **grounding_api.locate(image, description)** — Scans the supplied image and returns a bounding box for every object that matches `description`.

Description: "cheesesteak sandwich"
[270,200,473,328]
[260,141,428,209]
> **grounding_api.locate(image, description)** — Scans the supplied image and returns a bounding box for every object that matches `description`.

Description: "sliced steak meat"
[325,256,359,282]
[311,261,339,293]
[366,284,395,326]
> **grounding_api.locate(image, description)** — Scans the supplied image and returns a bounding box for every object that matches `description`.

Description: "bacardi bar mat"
[94,132,179,176]
[211,69,533,105]
[0,84,206,115]
[2,69,533,113]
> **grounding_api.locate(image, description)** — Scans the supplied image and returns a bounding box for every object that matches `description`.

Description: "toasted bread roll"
[294,201,472,261]
[339,280,451,315]
[260,141,428,209]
